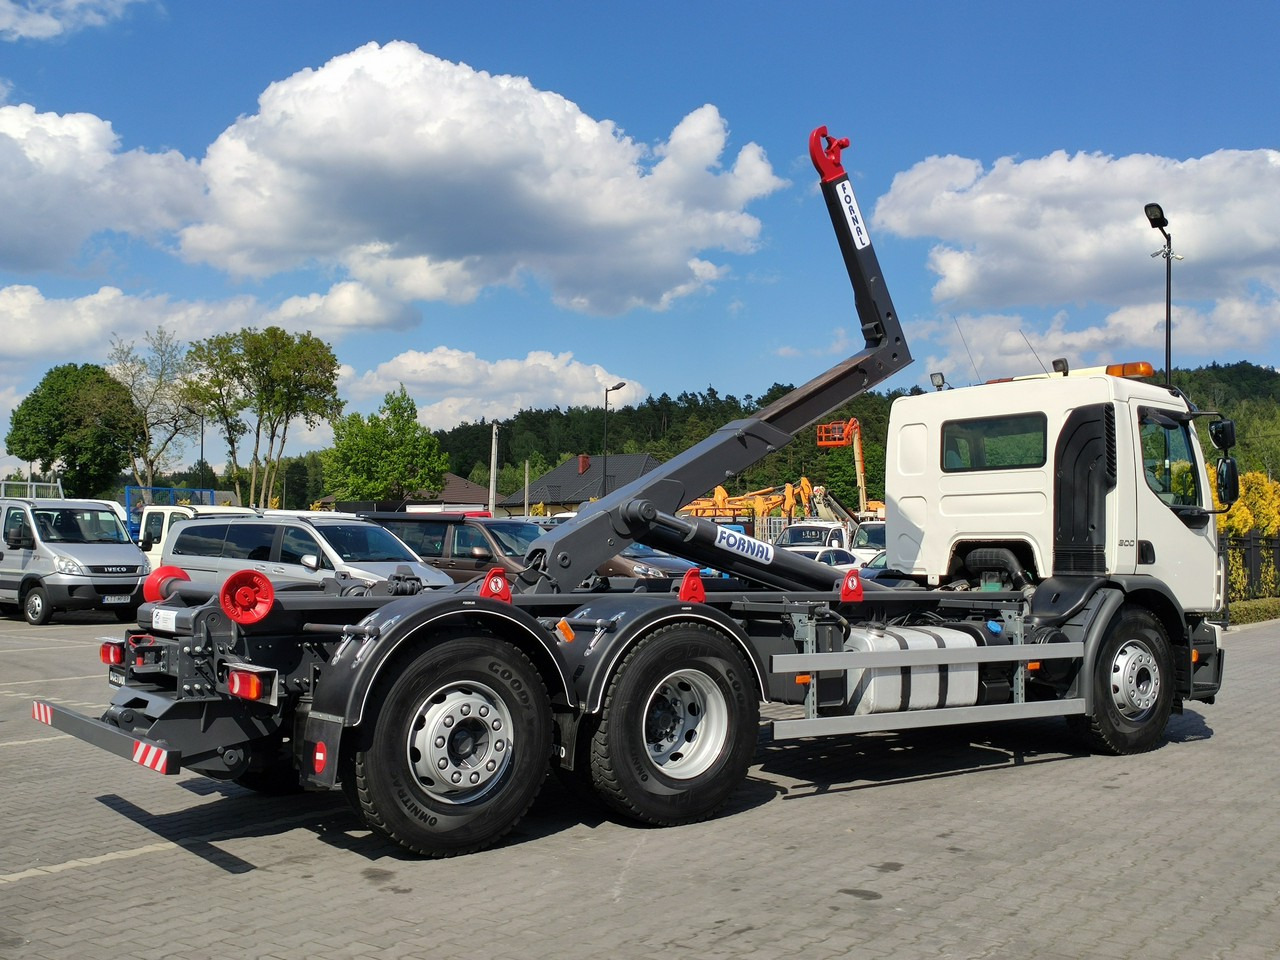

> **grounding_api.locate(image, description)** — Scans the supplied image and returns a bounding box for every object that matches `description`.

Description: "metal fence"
[1226,533,1279,601]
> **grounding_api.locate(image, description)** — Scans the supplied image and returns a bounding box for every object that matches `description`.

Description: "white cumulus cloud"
[345,346,641,430]
[0,0,146,41]
[0,103,204,270]
[180,41,786,314]
[875,148,1280,310]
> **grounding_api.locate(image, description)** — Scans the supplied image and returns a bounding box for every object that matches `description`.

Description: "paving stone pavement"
[1,611,1276,960]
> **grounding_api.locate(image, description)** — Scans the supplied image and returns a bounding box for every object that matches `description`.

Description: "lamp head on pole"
[1144,202,1168,230]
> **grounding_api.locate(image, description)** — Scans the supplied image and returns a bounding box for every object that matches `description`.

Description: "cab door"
[1129,402,1219,612]
[275,526,334,585]
[0,506,35,602]
[444,523,492,583]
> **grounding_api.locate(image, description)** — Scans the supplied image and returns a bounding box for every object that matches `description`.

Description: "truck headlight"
[54,555,85,576]
[632,563,664,578]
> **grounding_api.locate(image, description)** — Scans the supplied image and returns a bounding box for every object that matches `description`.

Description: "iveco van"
[0,498,150,625]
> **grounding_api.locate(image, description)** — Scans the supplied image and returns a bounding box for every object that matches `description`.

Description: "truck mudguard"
[307,592,575,730]
[549,593,771,714]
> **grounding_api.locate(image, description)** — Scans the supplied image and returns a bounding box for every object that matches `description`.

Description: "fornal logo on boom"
[713,527,775,565]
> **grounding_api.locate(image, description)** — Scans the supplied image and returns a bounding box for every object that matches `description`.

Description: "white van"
[0,498,150,625]
[137,503,256,569]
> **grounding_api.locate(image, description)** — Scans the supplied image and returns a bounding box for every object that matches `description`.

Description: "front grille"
[86,565,143,575]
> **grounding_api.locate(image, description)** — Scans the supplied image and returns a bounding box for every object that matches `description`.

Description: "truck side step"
[772,698,1086,740]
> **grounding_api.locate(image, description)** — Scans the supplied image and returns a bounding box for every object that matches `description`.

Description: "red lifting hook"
[809,126,850,183]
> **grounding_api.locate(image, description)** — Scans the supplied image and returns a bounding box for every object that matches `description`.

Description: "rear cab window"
[941,413,1047,472]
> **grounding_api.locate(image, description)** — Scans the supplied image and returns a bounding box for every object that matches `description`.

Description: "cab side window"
[3,507,30,545]
[280,528,331,569]
[1140,412,1201,507]
[144,511,166,544]
[452,524,489,556]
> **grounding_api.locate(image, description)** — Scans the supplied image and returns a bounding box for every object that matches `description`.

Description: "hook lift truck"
[33,125,1239,857]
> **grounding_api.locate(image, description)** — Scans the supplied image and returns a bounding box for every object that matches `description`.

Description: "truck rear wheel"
[1070,605,1173,755]
[347,636,551,857]
[587,624,758,825]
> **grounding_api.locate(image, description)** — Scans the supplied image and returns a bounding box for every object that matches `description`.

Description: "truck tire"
[346,636,552,857]
[1069,605,1173,755]
[586,623,759,825]
[23,586,53,625]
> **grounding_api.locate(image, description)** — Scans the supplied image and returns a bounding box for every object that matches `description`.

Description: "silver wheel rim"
[642,668,730,780]
[406,681,513,804]
[1110,639,1160,721]
[25,592,43,621]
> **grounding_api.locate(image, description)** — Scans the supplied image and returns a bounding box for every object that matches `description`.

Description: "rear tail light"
[100,640,125,665]
[226,665,277,704]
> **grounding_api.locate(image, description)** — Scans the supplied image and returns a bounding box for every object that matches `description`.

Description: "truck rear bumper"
[31,700,180,774]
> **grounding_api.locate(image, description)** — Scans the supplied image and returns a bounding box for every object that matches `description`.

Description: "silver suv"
[160,512,451,591]
[0,498,149,625]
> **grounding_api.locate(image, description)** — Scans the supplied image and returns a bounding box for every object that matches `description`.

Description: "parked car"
[361,512,545,584]
[596,541,699,579]
[162,513,451,591]
[363,512,699,584]
[138,503,256,569]
[778,546,862,571]
[0,498,149,624]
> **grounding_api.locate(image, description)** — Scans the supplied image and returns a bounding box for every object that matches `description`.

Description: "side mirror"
[469,546,494,561]
[140,534,153,551]
[1209,418,1236,453]
[1217,457,1239,506]
[300,553,320,572]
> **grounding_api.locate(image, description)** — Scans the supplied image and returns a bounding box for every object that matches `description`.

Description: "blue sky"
[2,0,1279,476]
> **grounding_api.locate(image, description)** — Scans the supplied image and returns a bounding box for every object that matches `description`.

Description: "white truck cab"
[885,361,1233,618]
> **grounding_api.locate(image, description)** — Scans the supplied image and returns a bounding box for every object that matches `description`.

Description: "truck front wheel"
[346,636,552,857]
[1070,605,1173,755]
[587,624,759,825]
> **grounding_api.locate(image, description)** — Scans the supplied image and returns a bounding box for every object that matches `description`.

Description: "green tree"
[108,328,199,489]
[185,327,342,506]
[323,386,448,500]
[183,332,250,501]
[5,364,139,497]
[239,327,342,508]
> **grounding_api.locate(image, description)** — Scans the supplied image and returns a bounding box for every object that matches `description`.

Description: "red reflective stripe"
[132,741,169,773]
[32,701,53,725]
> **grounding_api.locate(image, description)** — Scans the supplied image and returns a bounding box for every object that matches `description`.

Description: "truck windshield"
[852,524,885,550]
[33,508,130,544]
[775,526,834,547]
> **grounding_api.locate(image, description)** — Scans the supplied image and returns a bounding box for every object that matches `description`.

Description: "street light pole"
[1145,202,1181,386]
[199,415,206,495]
[601,380,626,497]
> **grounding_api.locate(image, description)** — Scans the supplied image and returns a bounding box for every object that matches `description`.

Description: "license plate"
[103,595,131,604]
[108,666,126,687]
